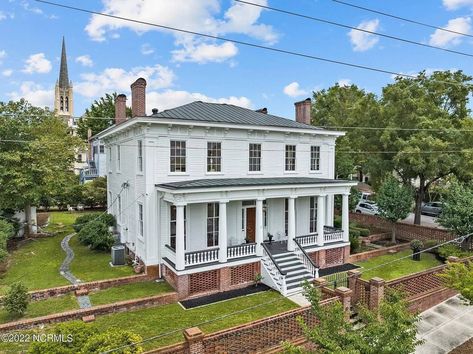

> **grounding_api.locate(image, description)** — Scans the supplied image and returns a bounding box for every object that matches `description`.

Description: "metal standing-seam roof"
[150,101,323,130]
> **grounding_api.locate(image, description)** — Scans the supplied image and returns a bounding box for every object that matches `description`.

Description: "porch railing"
[227,243,257,259]
[295,233,318,247]
[165,244,176,264]
[185,247,219,267]
[261,243,287,295]
[324,226,344,243]
[294,238,319,278]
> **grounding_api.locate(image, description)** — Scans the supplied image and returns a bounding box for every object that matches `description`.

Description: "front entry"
[246,207,256,243]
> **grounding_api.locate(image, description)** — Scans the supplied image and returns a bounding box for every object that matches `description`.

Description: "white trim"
[162,256,260,276]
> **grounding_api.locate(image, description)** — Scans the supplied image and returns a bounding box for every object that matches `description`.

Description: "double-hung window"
[309,196,317,233]
[170,205,186,250]
[285,145,296,171]
[310,146,321,171]
[117,145,121,171]
[117,195,122,223]
[137,203,144,237]
[249,143,261,172]
[170,140,186,172]
[207,203,219,247]
[137,140,143,172]
[207,142,221,172]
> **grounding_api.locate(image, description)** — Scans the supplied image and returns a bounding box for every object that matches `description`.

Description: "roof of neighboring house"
[157,177,354,190]
[150,101,323,130]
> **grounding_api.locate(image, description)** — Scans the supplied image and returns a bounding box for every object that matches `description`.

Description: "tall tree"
[311,84,381,179]
[374,70,473,224]
[77,93,131,140]
[0,99,82,235]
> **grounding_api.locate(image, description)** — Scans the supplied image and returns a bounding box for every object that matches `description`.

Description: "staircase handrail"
[261,243,287,275]
[294,238,319,278]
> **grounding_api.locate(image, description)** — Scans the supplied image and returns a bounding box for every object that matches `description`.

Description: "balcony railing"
[295,233,318,247]
[227,243,257,259]
[185,247,219,267]
[323,226,344,243]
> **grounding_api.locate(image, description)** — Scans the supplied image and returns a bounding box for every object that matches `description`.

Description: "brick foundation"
[307,245,350,269]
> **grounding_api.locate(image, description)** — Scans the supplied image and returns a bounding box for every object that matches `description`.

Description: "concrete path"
[77,295,92,309]
[416,296,473,354]
[287,292,310,307]
[59,233,81,285]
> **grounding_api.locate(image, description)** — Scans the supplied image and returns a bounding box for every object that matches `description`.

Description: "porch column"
[256,198,265,256]
[175,203,186,271]
[218,200,228,263]
[317,194,326,246]
[342,193,350,242]
[325,195,333,227]
[287,196,296,251]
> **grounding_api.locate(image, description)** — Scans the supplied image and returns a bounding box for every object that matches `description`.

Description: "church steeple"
[58,36,69,89]
[55,36,73,121]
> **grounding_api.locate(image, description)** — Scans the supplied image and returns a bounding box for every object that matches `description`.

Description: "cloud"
[283,82,308,98]
[2,69,13,77]
[141,43,154,55]
[85,0,276,63]
[429,17,471,47]
[75,64,175,98]
[0,50,6,64]
[443,0,473,10]
[147,90,251,114]
[22,53,52,74]
[348,19,380,52]
[0,12,6,21]
[75,55,93,67]
[337,79,352,87]
[8,81,54,108]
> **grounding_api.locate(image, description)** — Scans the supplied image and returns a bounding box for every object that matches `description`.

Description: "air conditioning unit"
[111,245,126,266]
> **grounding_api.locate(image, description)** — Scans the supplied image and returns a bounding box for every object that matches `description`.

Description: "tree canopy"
[438,181,473,237]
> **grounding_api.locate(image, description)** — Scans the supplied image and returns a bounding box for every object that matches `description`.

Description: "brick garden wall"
[308,245,350,269]
[348,243,410,263]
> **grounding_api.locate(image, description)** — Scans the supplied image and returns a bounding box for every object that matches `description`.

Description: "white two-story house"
[98,78,356,299]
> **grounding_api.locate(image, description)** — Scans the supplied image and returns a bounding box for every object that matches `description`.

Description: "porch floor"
[263,240,289,255]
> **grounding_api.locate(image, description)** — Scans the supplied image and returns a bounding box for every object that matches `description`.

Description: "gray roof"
[150,101,322,130]
[157,177,352,190]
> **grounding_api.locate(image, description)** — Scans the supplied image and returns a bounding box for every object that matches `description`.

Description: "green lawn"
[0,294,78,324]
[89,281,173,306]
[355,249,443,281]
[0,290,297,352]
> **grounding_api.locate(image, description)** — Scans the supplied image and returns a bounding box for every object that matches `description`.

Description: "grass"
[355,249,443,281]
[0,290,297,352]
[0,294,78,324]
[89,281,173,306]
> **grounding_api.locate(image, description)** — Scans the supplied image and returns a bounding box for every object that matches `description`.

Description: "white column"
[175,203,186,271]
[219,201,228,263]
[317,195,326,246]
[287,196,296,251]
[325,195,333,227]
[342,193,350,242]
[256,198,264,256]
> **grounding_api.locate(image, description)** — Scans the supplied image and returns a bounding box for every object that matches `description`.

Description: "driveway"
[403,213,445,229]
[415,296,473,353]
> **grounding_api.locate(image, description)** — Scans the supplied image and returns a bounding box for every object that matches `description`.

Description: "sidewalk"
[416,295,473,353]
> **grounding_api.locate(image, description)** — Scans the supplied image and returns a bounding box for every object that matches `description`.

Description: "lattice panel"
[387,270,444,299]
[230,263,257,285]
[189,270,219,295]
[326,248,343,266]
[355,282,370,306]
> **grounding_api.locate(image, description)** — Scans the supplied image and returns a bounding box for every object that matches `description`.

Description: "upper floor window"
[285,145,296,171]
[311,146,321,171]
[137,140,143,172]
[137,202,144,237]
[207,142,221,172]
[170,205,186,250]
[60,96,64,111]
[310,196,318,233]
[117,145,121,171]
[249,143,261,172]
[77,154,83,163]
[207,203,219,247]
[170,140,186,173]
[117,195,122,223]
[93,146,98,155]
[99,145,105,154]
[65,96,69,112]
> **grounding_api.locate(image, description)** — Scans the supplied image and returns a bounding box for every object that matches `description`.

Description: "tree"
[77,93,132,140]
[3,282,29,317]
[0,99,83,236]
[285,282,421,354]
[81,329,143,354]
[83,177,107,207]
[335,187,361,211]
[0,219,14,262]
[372,70,473,224]
[438,181,473,237]
[440,261,473,305]
[376,176,412,243]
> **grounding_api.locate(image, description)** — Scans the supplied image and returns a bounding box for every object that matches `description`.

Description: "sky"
[1,0,473,119]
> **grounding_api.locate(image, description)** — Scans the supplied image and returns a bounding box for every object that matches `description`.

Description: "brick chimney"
[131,78,147,117]
[294,98,312,125]
[115,94,127,125]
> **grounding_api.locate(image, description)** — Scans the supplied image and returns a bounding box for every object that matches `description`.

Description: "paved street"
[403,213,444,229]
[416,296,473,354]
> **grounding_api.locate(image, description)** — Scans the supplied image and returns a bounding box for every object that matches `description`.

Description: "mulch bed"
[319,263,359,277]
[449,337,473,354]
[180,284,270,309]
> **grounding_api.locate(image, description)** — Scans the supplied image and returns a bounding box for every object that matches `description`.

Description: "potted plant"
[254,273,263,287]
[267,232,274,244]
[245,237,250,244]
[410,239,423,261]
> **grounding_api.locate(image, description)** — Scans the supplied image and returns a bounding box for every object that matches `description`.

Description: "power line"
[33,0,470,86]
[331,0,473,39]
[235,0,473,58]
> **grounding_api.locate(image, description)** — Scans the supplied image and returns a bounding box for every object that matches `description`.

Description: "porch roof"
[156,177,353,191]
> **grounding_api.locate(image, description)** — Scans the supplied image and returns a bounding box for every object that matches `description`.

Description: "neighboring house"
[98,78,356,299]
[79,136,107,184]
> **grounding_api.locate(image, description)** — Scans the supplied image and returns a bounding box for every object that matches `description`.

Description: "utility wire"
[33,0,470,86]
[235,0,473,58]
[331,0,473,39]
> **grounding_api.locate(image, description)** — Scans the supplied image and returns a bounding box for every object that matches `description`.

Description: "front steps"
[271,252,314,295]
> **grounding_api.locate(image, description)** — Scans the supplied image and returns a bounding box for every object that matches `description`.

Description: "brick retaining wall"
[348,243,410,263]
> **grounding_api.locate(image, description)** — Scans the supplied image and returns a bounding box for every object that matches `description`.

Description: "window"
[311,146,321,171]
[284,199,288,236]
[117,145,121,171]
[77,154,82,163]
[138,203,144,237]
[207,203,219,247]
[170,140,186,172]
[65,96,69,112]
[137,140,143,172]
[60,96,64,111]
[100,145,105,154]
[310,197,318,233]
[117,195,122,223]
[248,143,261,172]
[109,147,112,163]
[285,145,296,171]
[207,142,222,172]
[170,205,186,250]
[109,192,112,208]
[93,146,98,155]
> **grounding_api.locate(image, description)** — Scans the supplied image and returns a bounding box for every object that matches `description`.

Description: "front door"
[246,207,256,243]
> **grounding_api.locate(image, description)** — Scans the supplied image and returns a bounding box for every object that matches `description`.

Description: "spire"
[58,36,69,88]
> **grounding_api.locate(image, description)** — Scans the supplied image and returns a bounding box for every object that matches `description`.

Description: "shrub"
[78,220,115,251]
[81,329,143,354]
[438,244,472,259]
[2,282,29,317]
[410,239,424,250]
[423,239,439,251]
[350,234,360,253]
[351,226,370,237]
[349,229,360,238]
[73,213,116,232]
